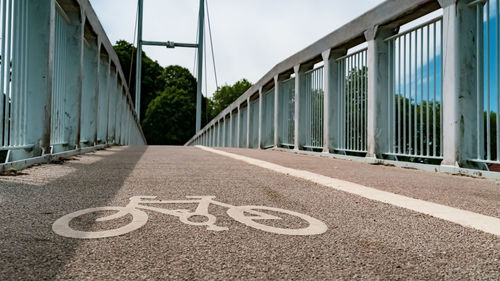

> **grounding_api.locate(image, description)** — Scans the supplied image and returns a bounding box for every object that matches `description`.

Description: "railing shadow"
[0,146,148,280]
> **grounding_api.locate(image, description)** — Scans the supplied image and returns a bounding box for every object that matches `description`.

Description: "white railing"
[187,0,497,172]
[0,0,146,169]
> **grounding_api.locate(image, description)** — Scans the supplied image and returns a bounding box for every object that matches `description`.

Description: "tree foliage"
[113,40,250,145]
[113,40,165,121]
[211,79,252,116]
[142,87,195,145]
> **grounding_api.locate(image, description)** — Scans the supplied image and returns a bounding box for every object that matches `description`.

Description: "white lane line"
[196,146,500,237]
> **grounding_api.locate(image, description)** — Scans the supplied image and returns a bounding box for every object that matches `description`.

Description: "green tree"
[114,40,213,144]
[211,79,252,116]
[142,87,195,145]
[113,40,165,121]
[140,65,212,145]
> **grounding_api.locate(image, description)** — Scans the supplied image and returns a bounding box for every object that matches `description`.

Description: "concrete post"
[258,87,263,149]
[294,64,308,150]
[221,118,225,147]
[246,97,250,148]
[9,0,54,161]
[217,120,220,147]
[229,111,232,147]
[273,75,279,147]
[294,65,301,150]
[365,25,397,158]
[237,105,240,148]
[213,124,216,147]
[322,50,331,153]
[323,49,347,153]
[439,0,481,168]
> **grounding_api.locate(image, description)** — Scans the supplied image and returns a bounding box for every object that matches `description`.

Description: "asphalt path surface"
[0,146,499,280]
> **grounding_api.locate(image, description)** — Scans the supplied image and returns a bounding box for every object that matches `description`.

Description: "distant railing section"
[187,0,497,172]
[0,0,145,167]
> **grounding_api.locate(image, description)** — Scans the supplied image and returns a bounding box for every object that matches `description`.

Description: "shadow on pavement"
[0,146,147,280]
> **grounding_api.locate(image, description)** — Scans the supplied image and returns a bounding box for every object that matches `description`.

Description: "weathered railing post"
[246,97,251,148]
[8,0,54,161]
[258,87,263,148]
[59,2,83,152]
[229,111,233,147]
[273,75,280,147]
[294,65,304,150]
[439,0,481,168]
[365,25,397,158]
[236,105,241,148]
[322,49,347,153]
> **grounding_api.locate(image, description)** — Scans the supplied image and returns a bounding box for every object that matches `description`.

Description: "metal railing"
[187,0,500,172]
[279,77,295,147]
[249,98,259,148]
[336,49,367,153]
[224,116,230,147]
[261,88,274,148]
[476,0,500,164]
[231,111,238,147]
[0,0,145,169]
[239,105,248,147]
[303,66,324,150]
[386,17,443,159]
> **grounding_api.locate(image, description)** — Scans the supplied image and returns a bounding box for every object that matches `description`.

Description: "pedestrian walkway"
[0,146,498,280]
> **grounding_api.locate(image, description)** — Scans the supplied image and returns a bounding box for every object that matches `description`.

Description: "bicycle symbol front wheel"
[52,207,148,239]
[226,206,328,235]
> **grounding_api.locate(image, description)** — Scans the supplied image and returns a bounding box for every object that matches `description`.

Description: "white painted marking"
[53,195,327,239]
[196,146,500,236]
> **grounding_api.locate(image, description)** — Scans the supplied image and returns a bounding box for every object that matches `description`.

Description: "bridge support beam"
[439,0,482,168]
[365,25,398,158]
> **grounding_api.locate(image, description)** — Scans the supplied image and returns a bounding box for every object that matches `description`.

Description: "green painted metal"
[0,0,146,169]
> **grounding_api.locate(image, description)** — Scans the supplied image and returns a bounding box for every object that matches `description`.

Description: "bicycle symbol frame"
[52,196,328,239]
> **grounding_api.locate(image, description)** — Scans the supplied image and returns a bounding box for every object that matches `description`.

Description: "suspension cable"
[128,3,139,89]
[193,13,199,76]
[205,0,218,90]
[204,18,209,123]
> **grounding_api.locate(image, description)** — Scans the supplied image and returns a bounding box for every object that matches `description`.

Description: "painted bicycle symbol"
[52,196,328,239]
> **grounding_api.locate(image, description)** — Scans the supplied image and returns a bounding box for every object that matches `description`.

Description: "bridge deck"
[0,146,498,280]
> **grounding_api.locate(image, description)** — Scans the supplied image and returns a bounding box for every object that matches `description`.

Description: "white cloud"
[89,0,385,97]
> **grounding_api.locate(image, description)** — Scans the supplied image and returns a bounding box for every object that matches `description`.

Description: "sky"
[88,0,387,97]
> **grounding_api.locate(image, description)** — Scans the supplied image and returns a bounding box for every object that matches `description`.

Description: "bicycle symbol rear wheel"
[52,207,148,239]
[226,205,328,235]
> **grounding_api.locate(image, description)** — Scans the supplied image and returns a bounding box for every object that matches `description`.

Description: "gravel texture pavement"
[0,146,498,280]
